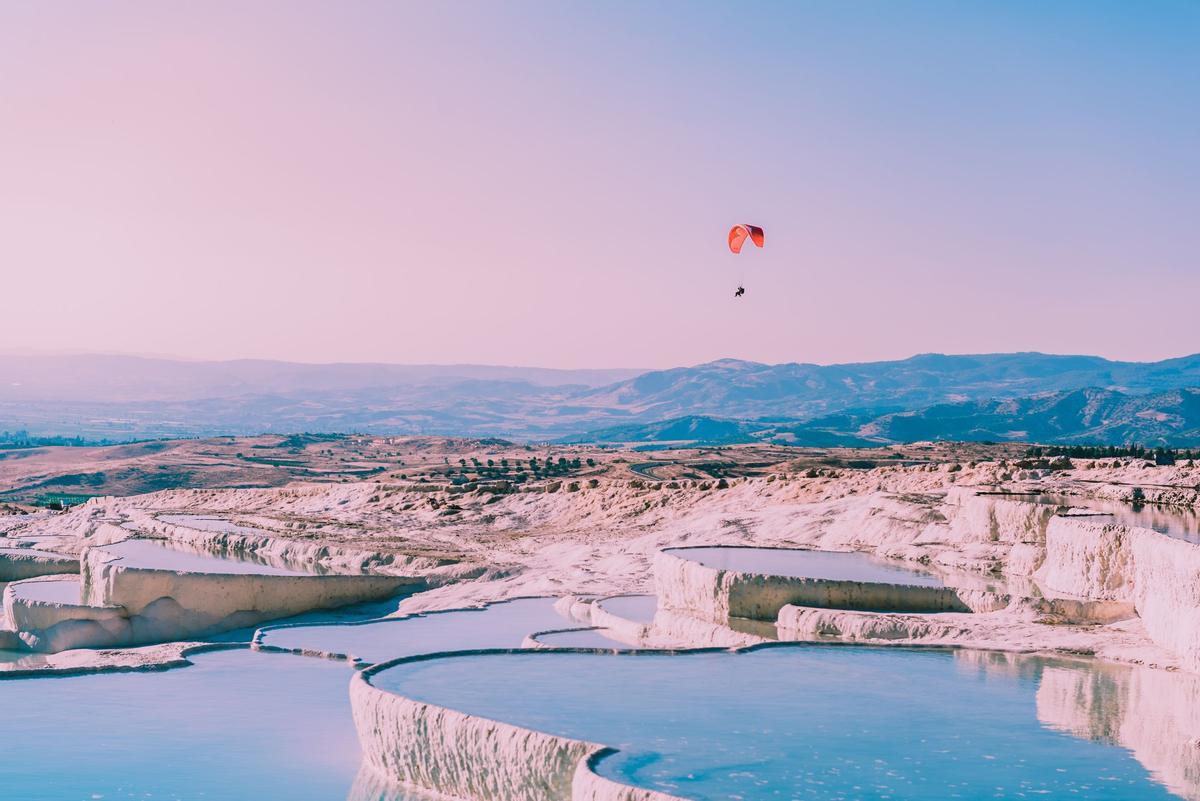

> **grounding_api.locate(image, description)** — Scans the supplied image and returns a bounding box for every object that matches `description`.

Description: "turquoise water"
[667,547,944,587]
[258,597,569,663]
[95,538,315,576]
[375,646,1186,801]
[0,648,368,800]
[597,594,658,623]
[0,599,576,799]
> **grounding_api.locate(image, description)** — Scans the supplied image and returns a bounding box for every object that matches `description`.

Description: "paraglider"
[728,224,763,298]
[727,224,764,254]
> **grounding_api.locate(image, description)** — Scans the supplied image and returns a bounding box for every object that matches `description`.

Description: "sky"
[2,2,1197,369]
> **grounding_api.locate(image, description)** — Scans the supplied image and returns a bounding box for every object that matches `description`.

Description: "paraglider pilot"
[727,224,763,299]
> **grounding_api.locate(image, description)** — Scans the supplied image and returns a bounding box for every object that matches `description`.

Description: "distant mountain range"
[570,388,1200,448]
[4,351,1200,445]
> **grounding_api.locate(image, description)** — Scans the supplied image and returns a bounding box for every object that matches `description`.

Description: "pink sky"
[2,3,1197,368]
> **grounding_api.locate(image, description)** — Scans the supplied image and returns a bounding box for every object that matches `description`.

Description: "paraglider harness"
[734,286,745,298]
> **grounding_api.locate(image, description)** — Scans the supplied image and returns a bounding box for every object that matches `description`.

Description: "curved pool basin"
[595,594,658,623]
[665,546,944,587]
[370,645,1192,801]
[257,597,570,664]
[158,514,276,536]
[93,538,315,576]
[8,576,81,604]
[529,627,636,649]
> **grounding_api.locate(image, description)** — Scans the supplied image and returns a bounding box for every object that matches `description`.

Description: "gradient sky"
[2,2,1197,368]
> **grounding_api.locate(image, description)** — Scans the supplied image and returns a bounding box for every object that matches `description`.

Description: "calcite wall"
[0,549,79,581]
[1037,516,1200,670]
[351,653,686,801]
[654,548,974,625]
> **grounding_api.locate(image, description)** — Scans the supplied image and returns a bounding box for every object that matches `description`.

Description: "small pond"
[666,547,944,587]
[0,547,73,560]
[158,514,276,536]
[10,577,80,604]
[94,539,316,576]
[257,597,569,664]
[596,594,658,623]
[991,492,1200,545]
[532,627,636,649]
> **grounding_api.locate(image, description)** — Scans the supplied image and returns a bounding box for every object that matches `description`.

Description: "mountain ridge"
[567,387,1200,448]
[5,351,1200,442]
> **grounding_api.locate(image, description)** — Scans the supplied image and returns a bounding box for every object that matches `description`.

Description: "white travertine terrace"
[1,529,423,653]
[352,650,688,801]
[588,595,656,642]
[653,546,987,624]
[1037,515,1200,671]
[4,575,127,653]
[6,460,1200,798]
[0,548,79,581]
[346,484,1200,801]
[75,543,416,647]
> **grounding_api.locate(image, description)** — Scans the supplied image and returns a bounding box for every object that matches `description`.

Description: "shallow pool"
[375,645,1192,801]
[258,597,569,663]
[994,493,1200,544]
[158,513,275,536]
[667,547,944,587]
[532,627,636,649]
[10,577,80,604]
[0,547,72,560]
[94,538,315,576]
[597,594,658,623]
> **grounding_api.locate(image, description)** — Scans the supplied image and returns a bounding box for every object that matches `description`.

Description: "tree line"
[1026,444,1198,465]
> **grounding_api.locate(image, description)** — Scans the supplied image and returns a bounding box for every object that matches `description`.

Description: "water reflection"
[666,546,945,586]
[983,492,1200,544]
[94,536,347,575]
[378,645,1200,801]
[2,592,1198,799]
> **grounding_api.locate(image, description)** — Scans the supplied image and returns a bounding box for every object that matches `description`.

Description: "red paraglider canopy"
[727,224,764,254]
